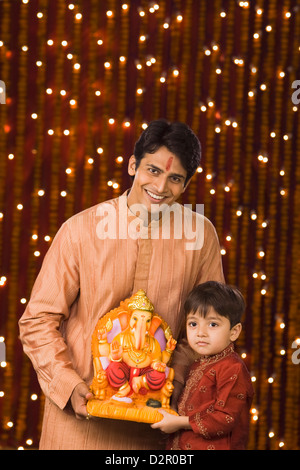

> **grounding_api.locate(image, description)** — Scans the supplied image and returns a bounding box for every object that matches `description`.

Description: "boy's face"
[186,307,242,357]
[127,146,188,214]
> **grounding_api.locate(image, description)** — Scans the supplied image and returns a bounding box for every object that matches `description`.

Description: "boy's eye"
[209,322,218,327]
[188,321,198,328]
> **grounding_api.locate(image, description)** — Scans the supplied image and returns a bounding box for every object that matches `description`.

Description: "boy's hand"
[151,409,191,434]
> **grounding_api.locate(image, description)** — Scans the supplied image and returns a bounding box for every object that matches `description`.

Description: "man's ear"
[128,155,136,176]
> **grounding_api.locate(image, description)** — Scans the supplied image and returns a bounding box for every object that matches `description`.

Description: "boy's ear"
[128,155,136,176]
[230,322,242,342]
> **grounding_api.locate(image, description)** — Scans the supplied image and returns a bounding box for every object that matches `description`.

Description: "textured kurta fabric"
[19,192,224,450]
[168,344,254,450]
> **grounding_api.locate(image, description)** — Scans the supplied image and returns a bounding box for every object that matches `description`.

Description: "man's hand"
[70,382,93,419]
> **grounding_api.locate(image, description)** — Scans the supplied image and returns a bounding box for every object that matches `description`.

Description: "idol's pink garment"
[19,192,224,450]
[168,344,254,450]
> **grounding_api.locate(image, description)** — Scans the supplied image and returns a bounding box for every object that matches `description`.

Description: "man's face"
[127,146,188,213]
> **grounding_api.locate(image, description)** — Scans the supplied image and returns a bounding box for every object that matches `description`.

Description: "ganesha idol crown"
[127,289,154,313]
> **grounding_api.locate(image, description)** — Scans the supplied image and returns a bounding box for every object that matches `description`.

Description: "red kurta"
[168,343,254,450]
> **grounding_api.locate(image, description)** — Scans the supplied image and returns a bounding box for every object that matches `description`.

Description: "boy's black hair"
[184,281,245,328]
[133,119,201,186]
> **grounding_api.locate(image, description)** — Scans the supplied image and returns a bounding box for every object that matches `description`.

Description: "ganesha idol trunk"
[87,290,178,424]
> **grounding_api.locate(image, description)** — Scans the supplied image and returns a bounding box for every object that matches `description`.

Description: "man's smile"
[144,188,167,201]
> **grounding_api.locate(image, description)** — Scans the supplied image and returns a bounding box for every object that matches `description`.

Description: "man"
[19,120,224,449]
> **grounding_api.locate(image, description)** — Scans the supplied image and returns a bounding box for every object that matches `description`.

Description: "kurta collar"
[196,343,235,369]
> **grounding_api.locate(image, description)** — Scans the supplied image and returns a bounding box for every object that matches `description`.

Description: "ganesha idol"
[87,290,178,423]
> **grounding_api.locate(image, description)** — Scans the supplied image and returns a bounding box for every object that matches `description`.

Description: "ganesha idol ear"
[149,316,162,336]
[118,311,130,331]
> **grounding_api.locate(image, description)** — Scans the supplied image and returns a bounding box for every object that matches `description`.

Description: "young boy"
[151,281,254,450]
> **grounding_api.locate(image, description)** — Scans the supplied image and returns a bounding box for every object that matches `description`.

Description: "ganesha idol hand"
[166,336,176,352]
[110,340,123,362]
[97,327,107,342]
[97,318,113,342]
[151,360,166,373]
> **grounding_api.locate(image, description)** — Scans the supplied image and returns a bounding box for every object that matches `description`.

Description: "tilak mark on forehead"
[166,157,173,171]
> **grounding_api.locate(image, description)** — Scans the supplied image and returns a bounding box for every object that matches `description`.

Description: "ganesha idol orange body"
[87,290,178,423]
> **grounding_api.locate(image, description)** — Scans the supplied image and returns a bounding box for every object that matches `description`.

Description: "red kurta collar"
[195,342,235,369]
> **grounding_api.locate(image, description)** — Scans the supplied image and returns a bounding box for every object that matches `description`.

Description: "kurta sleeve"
[189,362,252,439]
[19,221,83,410]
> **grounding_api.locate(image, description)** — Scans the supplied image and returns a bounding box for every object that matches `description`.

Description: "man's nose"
[153,175,168,193]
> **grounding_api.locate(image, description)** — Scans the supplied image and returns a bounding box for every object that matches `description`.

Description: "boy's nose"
[197,327,208,337]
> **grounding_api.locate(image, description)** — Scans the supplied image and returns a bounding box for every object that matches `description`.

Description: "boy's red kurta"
[168,343,254,450]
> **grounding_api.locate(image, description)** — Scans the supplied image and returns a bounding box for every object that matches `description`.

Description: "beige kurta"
[19,192,224,450]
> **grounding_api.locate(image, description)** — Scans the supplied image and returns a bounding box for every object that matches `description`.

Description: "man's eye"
[170,177,182,184]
